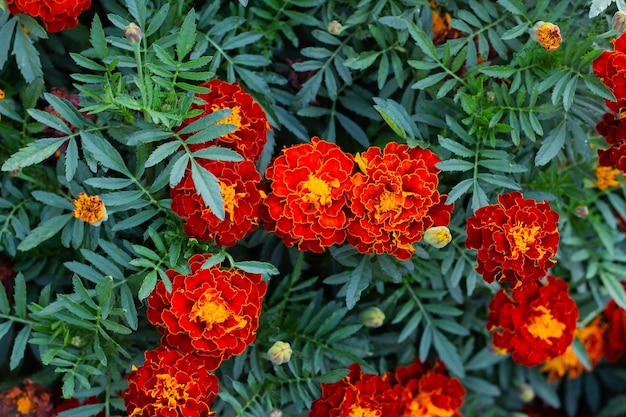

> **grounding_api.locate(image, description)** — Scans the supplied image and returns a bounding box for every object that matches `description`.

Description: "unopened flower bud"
[125,22,142,43]
[423,226,452,248]
[530,21,562,51]
[328,20,343,35]
[267,341,292,365]
[71,336,84,347]
[519,383,535,403]
[614,11,626,33]
[360,306,385,328]
[268,409,283,417]
[574,205,589,218]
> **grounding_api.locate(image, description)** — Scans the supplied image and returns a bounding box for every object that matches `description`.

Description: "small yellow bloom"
[267,341,292,365]
[72,192,108,226]
[531,21,562,51]
[423,225,452,248]
[359,306,385,328]
[0,88,5,100]
[327,20,343,35]
[595,165,622,190]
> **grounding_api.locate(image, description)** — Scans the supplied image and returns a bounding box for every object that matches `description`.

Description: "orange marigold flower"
[0,378,55,417]
[146,254,267,370]
[595,165,622,190]
[179,79,269,161]
[465,192,559,287]
[593,32,626,113]
[348,142,453,261]
[486,276,578,367]
[540,316,606,382]
[72,192,108,226]
[0,88,5,100]
[603,286,626,362]
[530,21,562,51]
[6,0,91,32]
[309,363,402,417]
[393,359,466,417]
[123,346,218,417]
[263,137,355,253]
[430,0,463,45]
[170,159,263,247]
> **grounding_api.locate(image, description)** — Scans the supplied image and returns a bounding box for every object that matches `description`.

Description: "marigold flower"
[309,363,402,417]
[147,254,267,370]
[267,341,292,365]
[465,191,559,287]
[603,287,626,362]
[263,137,355,253]
[596,113,626,171]
[393,359,466,417]
[170,159,263,247]
[123,346,218,417]
[360,306,385,328]
[530,21,562,51]
[0,88,5,100]
[348,142,453,261]
[179,79,269,161]
[72,192,108,226]
[0,378,55,417]
[595,165,622,190]
[540,316,606,382]
[6,0,91,32]
[486,276,578,367]
[593,32,626,113]
[430,0,462,45]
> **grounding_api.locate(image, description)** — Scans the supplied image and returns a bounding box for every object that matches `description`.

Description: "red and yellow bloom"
[596,113,626,171]
[170,159,263,247]
[465,192,559,287]
[179,79,269,162]
[123,346,218,417]
[486,276,578,367]
[263,137,355,253]
[593,32,626,114]
[147,254,267,370]
[394,359,465,417]
[347,142,453,261]
[6,0,92,32]
[309,363,401,417]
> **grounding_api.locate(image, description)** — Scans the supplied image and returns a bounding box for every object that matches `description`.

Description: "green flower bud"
[519,383,535,403]
[360,306,385,328]
[125,22,142,43]
[268,341,292,365]
[423,226,452,248]
[328,20,343,35]
[614,11,626,33]
[268,409,283,417]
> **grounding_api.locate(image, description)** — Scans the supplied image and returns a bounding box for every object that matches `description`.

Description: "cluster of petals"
[593,32,626,170]
[540,316,606,382]
[309,359,465,417]
[179,79,269,162]
[603,286,626,362]
[146,253,267,370]
[123,345,218,417]
[348,142,453,260]
[486,276,578,367]
[465,191,559,288]
[6,0,91,32]
[263,136,355,253]
[170,159,263,247]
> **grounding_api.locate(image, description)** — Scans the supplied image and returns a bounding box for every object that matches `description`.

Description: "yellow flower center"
[219,181,244,222]
[301,174,338,206]
[16,395,36,414]
[190,289,247,332]
[526,306,565,343]
[595,166,621,190]
[72,192,107,225]
[535,23,561,50]
[540,345,578,381]
[149,373,188,411]
[377,190,402,212]
[348,405,380,417]
[213,104,243,130]
[508,223,542,258]
[406,390,454,417]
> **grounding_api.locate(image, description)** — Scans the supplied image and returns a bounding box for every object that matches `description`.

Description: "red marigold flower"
[465,191,559,287]
[596,113,626,171]
[347,142,453,261]
[179,79,269,161]
[170,159,263,247]
[593,32,626,113]
[393,359,466,417]
[6,0,91,32]
[263,137,355,253]
[603,286,626,362]
[540,316,606,382]
[0,378,55,417]
[147,254,267,370]
[486,276,578,367]
[123,345,219,417]
[309,363,402,417]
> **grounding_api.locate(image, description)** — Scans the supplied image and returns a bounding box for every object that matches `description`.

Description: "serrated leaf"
[13,272,27,319]
[535,123,566,166]
[412,72,447,90]
[13,27,42,82]
[145,141,180,167]
[501,22,528,40]
[81,132,130,174]
[221,32,264,50]
[10,326,31,370]
[436,159,474,172]
[169,153,189,188]
[126,129,173,145]
[589,0,613,18]
[17,214,73,252]
[233,261,279,276]
[445,178,473,204]
[191,161,224,220]
[312,368,350,383]
[600,270,626,310]
[433,329,464,377]
[176,9,197,60]
[497,0,527,16]
[478,65,515,78]
[346,257,372,310]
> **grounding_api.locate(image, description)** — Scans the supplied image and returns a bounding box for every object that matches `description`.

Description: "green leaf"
[145,141,180,167]
[27,109,71,134]
[346,257,372,310]
[56,404,106,417]
[571,336,592,371]
[589,0,613,18]
[501,22,528,40]
[233,261,279,276]
[412,72,447,90]
[399,311,422,343]
[600,270,626,310]
[0,321,13,342]
[0,16,17,70]
[169,153,190,188]
[96,276,114,306]
[497,0,527,16]
[404,19,438,60]
[221,32,264,50]
[138,270,158,300]
[436,159,474,172]
[112,209,159,231]
[31,191,75,210]
[191,160,224,220]
[18,214,73,252]
[583,75,615,102]
[126,129,172,145]
[176,9,197,60]
[84,177,134,189]
[419,324,433,361]
[478,65,515,78]
[145,2,170,37]
[14,272,27,319]
[120,284,138,330]
[312,368,350,383]
[535,123,565,166]
[10,326,30,369]
[13,27,42,82]
[445,178,473,204]
[81,132,130,175]
[433,329,464,377]
[126,0,147,27]
[89,14,107,58]
[0,281,10,315]
[373,97,418,142]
